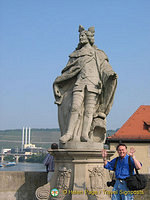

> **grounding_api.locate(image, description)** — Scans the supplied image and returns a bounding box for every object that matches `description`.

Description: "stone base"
[59,141,104,149]
[41,149,115,200]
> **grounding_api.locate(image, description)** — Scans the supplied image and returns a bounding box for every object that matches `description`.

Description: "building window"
[144,121,150,132]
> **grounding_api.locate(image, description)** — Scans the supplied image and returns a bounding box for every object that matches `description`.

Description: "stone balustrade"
[0,171,47,200]
[0,171,149,200]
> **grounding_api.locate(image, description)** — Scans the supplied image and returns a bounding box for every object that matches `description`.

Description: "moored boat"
[3,162,16,167]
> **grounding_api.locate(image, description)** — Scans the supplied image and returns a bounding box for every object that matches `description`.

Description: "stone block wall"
[0,171,47,200]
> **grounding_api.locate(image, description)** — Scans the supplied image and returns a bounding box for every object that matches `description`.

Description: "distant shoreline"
[0,128,60,131]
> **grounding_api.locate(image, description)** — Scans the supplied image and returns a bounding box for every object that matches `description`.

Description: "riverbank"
[0,162,45,172]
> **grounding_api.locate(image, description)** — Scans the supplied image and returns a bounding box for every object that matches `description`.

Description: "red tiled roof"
[108,105,150,140]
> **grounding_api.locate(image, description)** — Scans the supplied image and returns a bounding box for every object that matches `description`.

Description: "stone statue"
[53,25,117,145]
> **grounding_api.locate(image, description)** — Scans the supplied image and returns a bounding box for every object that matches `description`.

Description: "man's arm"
[132,157,142,170]
[129,147,142,170]
[102,149,117,171]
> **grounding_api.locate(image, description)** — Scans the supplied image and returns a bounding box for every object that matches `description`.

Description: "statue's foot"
[73,136,80,142]
[59,134,72,144]
[81,136,92,142]
[98,112,106,119]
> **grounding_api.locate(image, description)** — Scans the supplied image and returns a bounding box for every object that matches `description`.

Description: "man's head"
[116,143,127,158]
[51,143,58,149]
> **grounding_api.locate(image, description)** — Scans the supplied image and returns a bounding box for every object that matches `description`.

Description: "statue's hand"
[54,85,61,97]
[110,73,118,80]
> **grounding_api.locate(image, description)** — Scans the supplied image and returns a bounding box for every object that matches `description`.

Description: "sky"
[0,0,150,130]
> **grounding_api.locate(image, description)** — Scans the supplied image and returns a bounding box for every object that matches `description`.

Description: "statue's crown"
[78,25,85,32]
[78,25,95,35]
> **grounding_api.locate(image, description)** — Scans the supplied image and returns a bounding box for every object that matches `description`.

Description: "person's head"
[51,143,58,149]
[116,143,127,158]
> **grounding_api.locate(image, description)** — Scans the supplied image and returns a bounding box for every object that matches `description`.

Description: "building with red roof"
[106,105,150,174]
[108,105,150,142]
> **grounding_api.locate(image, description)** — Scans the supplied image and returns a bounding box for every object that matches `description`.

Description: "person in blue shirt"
[43,143,58,182]
[102,143,142,200]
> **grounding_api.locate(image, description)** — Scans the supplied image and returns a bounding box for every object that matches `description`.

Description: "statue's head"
[78,25,95,46]
[78,25,89,45]
[87,27,95,46]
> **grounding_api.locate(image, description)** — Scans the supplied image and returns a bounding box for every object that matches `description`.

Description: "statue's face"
[79,32,89,45]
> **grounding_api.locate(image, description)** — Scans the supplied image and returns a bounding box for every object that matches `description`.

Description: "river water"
[0,162,46,172]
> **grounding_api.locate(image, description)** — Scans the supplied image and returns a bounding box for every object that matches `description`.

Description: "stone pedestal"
[42,148,115,200]
[59,141,104,150]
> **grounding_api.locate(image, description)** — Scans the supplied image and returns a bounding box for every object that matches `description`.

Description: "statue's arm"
[100,60,118,83]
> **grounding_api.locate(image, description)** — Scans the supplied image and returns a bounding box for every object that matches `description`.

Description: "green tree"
[18,156,25,162]
[26,153,46,163]
[4,155,15,162]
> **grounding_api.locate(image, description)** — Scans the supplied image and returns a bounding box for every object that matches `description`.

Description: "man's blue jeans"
[112,179,134,200]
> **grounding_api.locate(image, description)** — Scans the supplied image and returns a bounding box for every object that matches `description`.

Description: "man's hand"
[128,147,136,158]
[102,149,108,166]
[102,149,107,160]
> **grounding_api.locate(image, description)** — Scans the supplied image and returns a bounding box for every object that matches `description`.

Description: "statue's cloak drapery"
[53,47,117,142]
